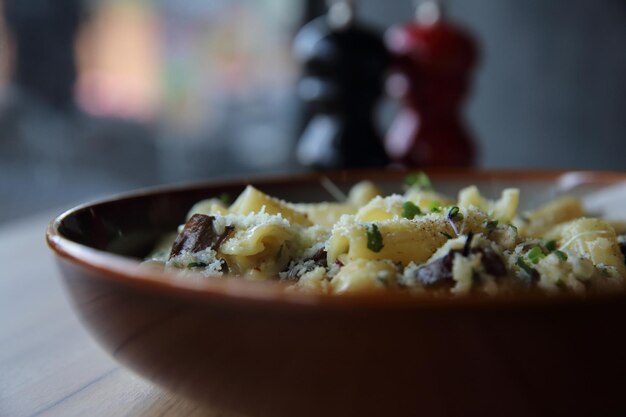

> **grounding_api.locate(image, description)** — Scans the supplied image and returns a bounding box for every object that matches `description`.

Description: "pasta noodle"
[146,175,626,296]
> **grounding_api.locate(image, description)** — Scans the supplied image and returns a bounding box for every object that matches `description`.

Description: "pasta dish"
[145,174,626,296]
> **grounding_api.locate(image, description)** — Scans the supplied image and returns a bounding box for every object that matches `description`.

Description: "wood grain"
[0,213,230,417]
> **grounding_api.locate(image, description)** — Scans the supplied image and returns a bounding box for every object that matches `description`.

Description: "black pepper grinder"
[294,0,390,169]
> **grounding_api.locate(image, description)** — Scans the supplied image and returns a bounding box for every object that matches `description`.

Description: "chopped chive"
[430,201,442,213]
[545,240,557,252]
[447,206,464,221]
[219,193,231,205]
[554,250,568,261]
[527,247,546,264]
[508,224,518,233]
[402,201,421,219]
[440,232,453,240]
[446,206,463,235]
[516,257,534,276]
[484,219,499,232]
[366,224,384,253]
[405,172,432,189]
[188,262,208,269]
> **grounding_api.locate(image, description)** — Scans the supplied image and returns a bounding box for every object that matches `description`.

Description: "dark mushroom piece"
[284,248,328,280]
[474,247,507,277]
[415,250,457,289]
[414,246,508,290]
[169,214,235,259]
[311,248,328,268]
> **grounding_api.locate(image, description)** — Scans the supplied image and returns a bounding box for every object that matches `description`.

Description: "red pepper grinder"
[385,0,479,167]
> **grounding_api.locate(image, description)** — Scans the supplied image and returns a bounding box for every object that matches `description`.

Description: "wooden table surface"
[0,212,229,417]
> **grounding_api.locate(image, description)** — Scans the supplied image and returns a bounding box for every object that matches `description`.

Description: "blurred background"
[0,0,625,225]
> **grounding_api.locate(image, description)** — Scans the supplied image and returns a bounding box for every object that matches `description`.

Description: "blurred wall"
[1,0,625,224]
[361,0,626,170]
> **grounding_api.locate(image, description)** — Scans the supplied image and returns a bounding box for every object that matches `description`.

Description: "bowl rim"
[46,168,626,310]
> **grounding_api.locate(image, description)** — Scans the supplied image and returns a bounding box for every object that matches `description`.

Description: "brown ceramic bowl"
[47,169,626,417]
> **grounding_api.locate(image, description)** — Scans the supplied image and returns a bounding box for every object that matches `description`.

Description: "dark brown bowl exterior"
[48,170,626,417]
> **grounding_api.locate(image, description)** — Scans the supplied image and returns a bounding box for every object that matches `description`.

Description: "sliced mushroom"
[415,251,456,289]
[285,248,328,280]
[169,214,235,259]
[415,247,508,289]
[474,247,507,277]
[311,248,328,268]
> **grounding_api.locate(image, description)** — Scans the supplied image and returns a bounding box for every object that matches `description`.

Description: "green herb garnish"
[440,232,453,240]
[527,246,546,264]
[516,257,534,275]
[430,201,442,213]
[402,201,421,219]
[545,240,557,252]
[219,193,231,205]
[405,172,432,189]
[508,224,518,233]
[554,250,568,261]
[188,262,208,269]
[447,206,463,221]
[366,224,384,253]
[446,206,463,235]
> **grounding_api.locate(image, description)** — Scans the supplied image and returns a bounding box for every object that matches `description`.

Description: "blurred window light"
[75,0,304,131]
[75,2,159,121]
